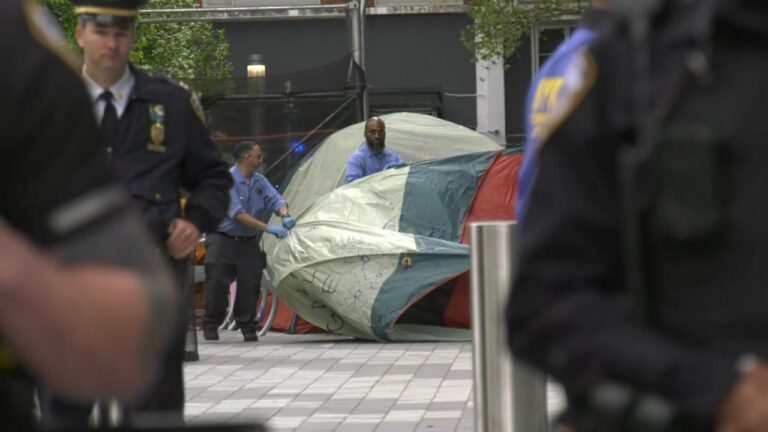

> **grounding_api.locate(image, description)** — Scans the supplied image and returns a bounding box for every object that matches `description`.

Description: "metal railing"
[516,0,586,6]
[140,3,350,23]
[140,2,468,23]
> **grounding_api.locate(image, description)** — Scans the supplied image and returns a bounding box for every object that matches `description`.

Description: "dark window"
[537,27,567,68]
[533,24,578,73]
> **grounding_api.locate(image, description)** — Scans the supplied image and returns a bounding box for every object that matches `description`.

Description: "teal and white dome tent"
[263,113,518,341]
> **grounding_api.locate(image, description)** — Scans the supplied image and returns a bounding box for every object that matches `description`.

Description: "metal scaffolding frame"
[139,4,350,23]
[138,4,468,24]
[141,2,369,120]
[137,2,472,120]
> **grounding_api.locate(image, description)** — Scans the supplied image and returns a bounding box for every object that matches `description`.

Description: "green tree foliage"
[42,0,232,80]
[462,0,587,64]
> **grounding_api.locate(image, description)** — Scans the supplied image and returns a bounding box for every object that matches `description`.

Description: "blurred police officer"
[203,142,294,342]
[507,0,768,431]
[41,0,232,427]
[516,0,610,219]
[0,0,177,428]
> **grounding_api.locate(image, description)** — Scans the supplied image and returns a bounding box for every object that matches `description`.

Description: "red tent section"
[266,151,522,334]
[442,152,521,328]
[261,293,324,334]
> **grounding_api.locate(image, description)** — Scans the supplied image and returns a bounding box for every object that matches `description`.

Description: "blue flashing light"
[293,143,307,154]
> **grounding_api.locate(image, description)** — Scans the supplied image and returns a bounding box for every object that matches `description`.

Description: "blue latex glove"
[266,225,288,239]
[282,216,296,230]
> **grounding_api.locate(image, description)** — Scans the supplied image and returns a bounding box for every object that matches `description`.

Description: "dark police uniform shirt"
[507,0,768,426]
[0,0,116,426]
[516,8,610,220]
[85,64,231,242]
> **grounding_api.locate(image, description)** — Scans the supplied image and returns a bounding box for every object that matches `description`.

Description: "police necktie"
[99,90,118,164]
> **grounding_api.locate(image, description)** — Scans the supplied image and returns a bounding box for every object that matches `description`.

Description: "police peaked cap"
[70,0,148,25]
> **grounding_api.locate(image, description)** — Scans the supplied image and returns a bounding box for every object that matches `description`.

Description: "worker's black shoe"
[203,326,219,341]
[241,326,259,342]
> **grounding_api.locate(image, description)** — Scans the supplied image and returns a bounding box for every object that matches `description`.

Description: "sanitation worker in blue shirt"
[203,141,295,342]
[345,117,404,183]
[516,0,610,219]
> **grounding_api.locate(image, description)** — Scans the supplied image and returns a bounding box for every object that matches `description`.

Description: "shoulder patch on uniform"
[156,74,190,92]
[531,48,598,150]
[143,72,204,123]
[23,0,79,73]
[148,71,174,85]
[190,92,206,125]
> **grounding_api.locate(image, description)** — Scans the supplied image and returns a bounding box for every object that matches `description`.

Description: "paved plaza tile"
[185,330,564,431]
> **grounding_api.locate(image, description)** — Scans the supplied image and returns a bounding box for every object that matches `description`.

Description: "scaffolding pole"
[347,1,368,121]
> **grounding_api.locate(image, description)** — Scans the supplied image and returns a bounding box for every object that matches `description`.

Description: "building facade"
[146,0,581,145]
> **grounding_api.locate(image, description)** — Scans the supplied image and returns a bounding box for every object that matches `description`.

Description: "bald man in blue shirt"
[345,117,403,183]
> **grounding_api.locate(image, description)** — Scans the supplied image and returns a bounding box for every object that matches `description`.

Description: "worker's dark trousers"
[203,233,263,329]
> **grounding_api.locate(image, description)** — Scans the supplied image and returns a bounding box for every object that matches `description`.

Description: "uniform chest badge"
[147,104,167,153]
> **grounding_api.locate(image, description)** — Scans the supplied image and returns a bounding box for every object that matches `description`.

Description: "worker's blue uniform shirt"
[217,166,287,237]
[517,23,601,219]
[344,143,403,183]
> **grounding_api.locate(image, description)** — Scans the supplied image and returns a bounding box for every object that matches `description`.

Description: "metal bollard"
[183,255,200,362]
[470,221,548,432]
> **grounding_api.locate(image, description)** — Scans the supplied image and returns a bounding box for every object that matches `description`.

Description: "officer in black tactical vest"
[0,0,178,428]
[40,0,232,427]
[507,0,768,430]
